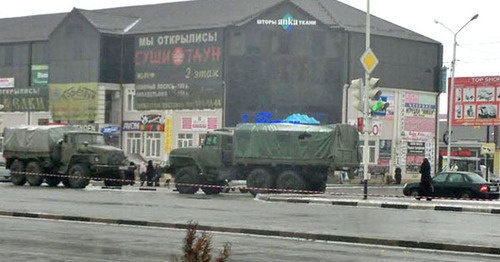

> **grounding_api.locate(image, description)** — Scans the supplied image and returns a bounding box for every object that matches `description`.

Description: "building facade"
[0,0,442,179]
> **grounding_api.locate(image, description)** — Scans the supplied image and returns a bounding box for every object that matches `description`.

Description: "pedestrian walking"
[394,166,402,184]
[146,160,155,186]
[418,158,432,201]
[125,162,136,185]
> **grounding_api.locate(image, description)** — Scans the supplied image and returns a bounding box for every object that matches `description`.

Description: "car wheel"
[410,189,421,200]
[460,191,473,199]
[68,164,90,188]
[175,166,199,194]
[26,161,44,186]
[10,160,26,186]
[247,168,274,196]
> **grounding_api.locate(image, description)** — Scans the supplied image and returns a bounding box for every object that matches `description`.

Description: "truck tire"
[309,181,326,192]
[104,172,123,187]
[62,177,71,188]
[10,160,26,186]
[68,164,90,188]
[175,166,199,194]
[202,184,223,195]
[26,161,44,186]
[276,170,306,192]
[247,168,274,196]
[45,176,61,187]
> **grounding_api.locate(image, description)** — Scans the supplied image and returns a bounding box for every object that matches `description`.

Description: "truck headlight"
[94,156,100,163]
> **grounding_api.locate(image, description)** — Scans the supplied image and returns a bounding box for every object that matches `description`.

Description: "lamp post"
[435,14,478,170]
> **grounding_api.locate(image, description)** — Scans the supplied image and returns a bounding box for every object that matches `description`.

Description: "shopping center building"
[0,0,442,179]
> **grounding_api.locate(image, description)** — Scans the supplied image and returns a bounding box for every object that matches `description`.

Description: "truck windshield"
[204,135,218,146]
[73,134,106,145]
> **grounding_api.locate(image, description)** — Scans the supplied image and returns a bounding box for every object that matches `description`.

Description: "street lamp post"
[435,14,478,170]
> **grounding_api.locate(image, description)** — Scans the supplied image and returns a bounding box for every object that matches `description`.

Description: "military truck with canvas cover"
[168,123,360,195]
[3,125,127,188]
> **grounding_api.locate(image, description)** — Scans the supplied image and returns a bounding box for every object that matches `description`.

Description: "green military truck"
[168,123,360,195]
[3,125,127,188]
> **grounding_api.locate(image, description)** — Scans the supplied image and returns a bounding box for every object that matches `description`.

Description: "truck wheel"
[276,170,306,192]
[202,186,223,195]
[104,172,123,187]
[247,168,274,196]
[68,164,90,188]
[45,176,61,187]
[10,160,26,186]
[309,181,326,192]
[26,161,44,186]
[175,166,199,194]
[62,178,71,188]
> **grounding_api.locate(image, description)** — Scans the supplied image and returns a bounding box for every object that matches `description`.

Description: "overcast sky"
[2,0,499,113]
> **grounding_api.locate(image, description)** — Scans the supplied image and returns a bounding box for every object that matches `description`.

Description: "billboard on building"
[31,65,49,86]
[0,86,49,112]
[450,76,500,126]
[49,83,99,122]
[134,30,223,110]
[400,92,437,175]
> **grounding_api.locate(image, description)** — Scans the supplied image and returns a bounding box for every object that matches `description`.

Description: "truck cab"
[168,129,233,194]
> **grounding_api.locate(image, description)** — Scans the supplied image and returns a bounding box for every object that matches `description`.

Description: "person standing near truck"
[146,160,155,186]
[139,161,147,186]
[418,158,432,201]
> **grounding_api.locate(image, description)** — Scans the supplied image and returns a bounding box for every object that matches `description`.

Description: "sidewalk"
[256,193,500,215]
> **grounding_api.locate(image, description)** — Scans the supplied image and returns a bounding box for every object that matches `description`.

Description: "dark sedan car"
[403,171,500,199]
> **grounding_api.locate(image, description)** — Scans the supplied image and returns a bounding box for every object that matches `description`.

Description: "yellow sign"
[164,117,173,153]
[360,48,379,74]
[481,143,495,155]
[49,83,98,122]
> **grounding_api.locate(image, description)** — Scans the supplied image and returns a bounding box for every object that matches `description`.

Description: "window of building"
[4,45,13,66]
[360,140,377,164]
[178,133,193,148]
[198,133,206,146]
[126,132,141,154]
[126,88,135,111]
[145,133,161,157]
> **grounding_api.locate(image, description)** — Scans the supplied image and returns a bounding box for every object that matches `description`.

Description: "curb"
[1,210,499,255]
[256,195,500,215]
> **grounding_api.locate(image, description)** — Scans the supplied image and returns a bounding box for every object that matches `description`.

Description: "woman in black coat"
[419,158,432,200]
[146,160,155,186]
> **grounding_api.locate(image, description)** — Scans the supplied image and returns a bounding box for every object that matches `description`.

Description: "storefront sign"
[50,83,99,122]
[0,86,49,112]
[134,29,223,110]
[101,125,121,134]
[140,114,164,131]
[181,116,218,131]
[31,65,49,86]
[164,117,173,153]
[123,121,141,131]
[0,77,15,88]
[256,13,317,32]
[451,76,500,126]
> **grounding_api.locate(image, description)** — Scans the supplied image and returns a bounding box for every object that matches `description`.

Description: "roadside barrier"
[6,170,499,201]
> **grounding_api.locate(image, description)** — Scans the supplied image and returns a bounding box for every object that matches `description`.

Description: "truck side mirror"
[57,139,63,145]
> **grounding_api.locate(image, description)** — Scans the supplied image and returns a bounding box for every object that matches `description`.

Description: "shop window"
[145,133,161,157]
[126,88,136,111]
[360,140,377,164]
[126,132,141,154]
[178,133,193,148]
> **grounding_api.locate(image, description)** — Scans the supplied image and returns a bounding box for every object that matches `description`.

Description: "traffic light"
[357,117,364,132]
[366,77,389,115]
[350,78,364,113]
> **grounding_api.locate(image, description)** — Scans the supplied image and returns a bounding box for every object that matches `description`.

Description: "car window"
[447,173,464,183]
[465,173,487,183]
[432,173,448,182]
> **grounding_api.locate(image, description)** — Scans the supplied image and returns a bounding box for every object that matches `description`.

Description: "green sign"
[31,65,49,86]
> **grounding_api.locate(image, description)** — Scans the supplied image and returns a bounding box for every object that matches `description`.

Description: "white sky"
[2,0,500,113]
